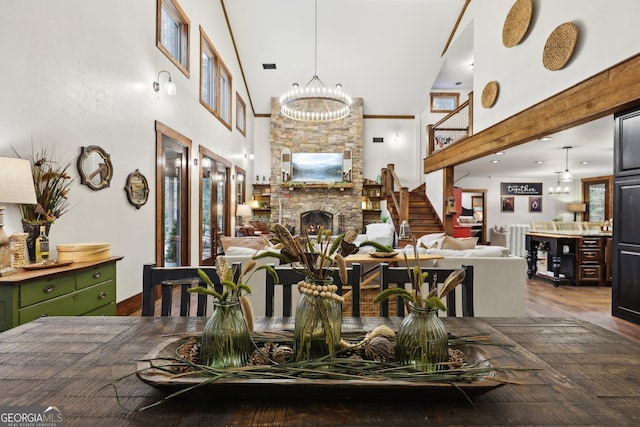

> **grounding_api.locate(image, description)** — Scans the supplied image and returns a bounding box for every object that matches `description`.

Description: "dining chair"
[378,263,474,317]
[264,263,362,317]
[141,263,240,316]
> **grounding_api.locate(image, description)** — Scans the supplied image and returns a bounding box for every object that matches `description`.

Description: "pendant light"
[548,171,569,194]
[561,146,573,182]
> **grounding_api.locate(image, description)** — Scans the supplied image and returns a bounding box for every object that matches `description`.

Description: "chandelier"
[561,146,573,182]
[279,0,352,122]
[548,171,570,194]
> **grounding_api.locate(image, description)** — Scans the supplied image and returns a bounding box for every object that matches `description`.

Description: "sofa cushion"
[441,236,478,250]
[427,246,509,257]
[220,236,267,252]
[417,232,446,249]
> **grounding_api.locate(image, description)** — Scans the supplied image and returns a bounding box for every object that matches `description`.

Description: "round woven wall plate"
[481,81,499,108]
[543,22,578,71]
[502,0,533,48]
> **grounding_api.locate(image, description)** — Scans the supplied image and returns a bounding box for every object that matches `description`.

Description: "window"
[236,93,246,136]
[430,92,459,113]
[156,0,190,77]
[200,27,233,129]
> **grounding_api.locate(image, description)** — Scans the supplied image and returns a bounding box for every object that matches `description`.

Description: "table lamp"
[567,203,586,222]
[0,157,38,276]
[236,203,253,226]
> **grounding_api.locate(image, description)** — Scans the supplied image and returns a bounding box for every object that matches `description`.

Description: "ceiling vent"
[262,63,276,70]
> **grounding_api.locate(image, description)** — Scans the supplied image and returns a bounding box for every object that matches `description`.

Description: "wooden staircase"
[386,183,444,237]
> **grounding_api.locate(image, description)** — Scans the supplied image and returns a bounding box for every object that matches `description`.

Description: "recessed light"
[580,161,590,165]
[535,160,544,164]
[540,136,552,141]
[262,63,277,70]
[495,152,505,156]
[490,160,500,164]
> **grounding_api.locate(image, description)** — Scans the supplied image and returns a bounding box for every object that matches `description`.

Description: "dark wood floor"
[526,278,640,342]
[132,278,640,343]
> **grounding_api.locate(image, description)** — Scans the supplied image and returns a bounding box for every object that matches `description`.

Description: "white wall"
[471,0,640,133]
[456,175,579,231]
[0,0,254,302]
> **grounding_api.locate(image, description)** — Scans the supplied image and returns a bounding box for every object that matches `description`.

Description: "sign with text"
[500,182,542,196]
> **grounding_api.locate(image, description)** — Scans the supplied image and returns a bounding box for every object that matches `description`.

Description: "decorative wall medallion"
[124,169,149,209]
[77,145,113,191]
[543,22,578,71]
[502,0,533,48]
[481,81,499,108]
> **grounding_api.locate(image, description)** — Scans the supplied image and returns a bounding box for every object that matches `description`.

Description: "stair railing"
[381,164,409,223]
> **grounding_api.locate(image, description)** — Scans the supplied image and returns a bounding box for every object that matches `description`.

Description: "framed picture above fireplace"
[291,152,343,183]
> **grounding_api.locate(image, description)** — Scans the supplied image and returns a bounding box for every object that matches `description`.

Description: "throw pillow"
[220,236,267,252]
[440,236,478,250]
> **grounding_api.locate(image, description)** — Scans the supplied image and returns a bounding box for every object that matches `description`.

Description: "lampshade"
[0,156,37,276]
[0,157,38,204]
[236,203,252,217]
[567,203,586,213]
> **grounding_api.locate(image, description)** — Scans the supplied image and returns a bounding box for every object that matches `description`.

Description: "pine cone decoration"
[365,336,393,362]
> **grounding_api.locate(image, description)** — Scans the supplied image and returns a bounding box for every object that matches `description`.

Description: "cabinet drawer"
[578,265,602,282]
[581,238,602,249]
[19,281,115,324]
[20,273,76,307]
[580,249,602,263]
[76,263,115,289]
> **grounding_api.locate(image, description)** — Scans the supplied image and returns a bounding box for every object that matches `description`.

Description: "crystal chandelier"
[548,171,570,194]
[279,0,352,122]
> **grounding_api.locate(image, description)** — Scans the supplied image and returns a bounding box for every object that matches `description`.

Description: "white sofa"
[429,248,527,317]
[408,235,527,317]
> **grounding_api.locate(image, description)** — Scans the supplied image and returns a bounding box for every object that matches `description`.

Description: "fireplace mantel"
[281,182,354,191]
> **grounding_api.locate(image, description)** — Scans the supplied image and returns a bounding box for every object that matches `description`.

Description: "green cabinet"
[0,257,121,332]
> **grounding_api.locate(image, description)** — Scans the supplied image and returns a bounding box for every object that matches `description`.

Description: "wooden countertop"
[344,252,443,263]
[0,256,123,284]
[0,316,638,425]
[526,230,612,238]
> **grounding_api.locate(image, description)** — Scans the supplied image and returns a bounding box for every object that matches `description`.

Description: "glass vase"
[200,299,252,368]
[293,278,342,362]
[395,303,448,372]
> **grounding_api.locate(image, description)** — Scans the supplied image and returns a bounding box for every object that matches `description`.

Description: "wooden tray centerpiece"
[137,330,509,400]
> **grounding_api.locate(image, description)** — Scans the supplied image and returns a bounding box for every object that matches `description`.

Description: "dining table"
[1,315,639,426]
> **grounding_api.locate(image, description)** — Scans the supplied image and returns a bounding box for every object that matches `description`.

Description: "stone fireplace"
[268,97,365,233]
[300,210,333,234]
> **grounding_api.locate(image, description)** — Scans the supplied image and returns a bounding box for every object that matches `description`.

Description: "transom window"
[236,93,246,136]
[156,0,190,77]
[200,27,233,129]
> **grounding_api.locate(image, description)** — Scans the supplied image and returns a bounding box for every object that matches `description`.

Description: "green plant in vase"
[373,250,466,372]
[254,223,359,362]
[187,257,277,368]
[13,146,73,261]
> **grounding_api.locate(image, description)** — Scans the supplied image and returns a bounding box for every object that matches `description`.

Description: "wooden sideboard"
[525,232,612,287]
[0,256,122,331]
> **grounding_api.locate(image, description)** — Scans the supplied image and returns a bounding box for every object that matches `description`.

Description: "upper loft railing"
[381,164,409,224]
[427,92,473,155]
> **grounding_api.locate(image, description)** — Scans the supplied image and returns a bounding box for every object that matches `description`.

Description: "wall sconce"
[153,70,176,96]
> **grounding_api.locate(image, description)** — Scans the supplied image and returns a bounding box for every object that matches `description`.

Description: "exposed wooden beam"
[424,53,640,174]
[441,0,472,57]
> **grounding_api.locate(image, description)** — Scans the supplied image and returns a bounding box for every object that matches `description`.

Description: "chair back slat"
[141,263,240,316]
[378,263,474,317]
[265,263,361,317]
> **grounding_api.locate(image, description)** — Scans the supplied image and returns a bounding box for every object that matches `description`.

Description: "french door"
[156,122,191,266]
[199,147,231,265]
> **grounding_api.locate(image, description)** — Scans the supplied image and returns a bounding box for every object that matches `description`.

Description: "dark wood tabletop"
[1,315,639,426]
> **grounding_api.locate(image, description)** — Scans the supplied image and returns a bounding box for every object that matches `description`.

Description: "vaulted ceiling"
[224,0,613,180]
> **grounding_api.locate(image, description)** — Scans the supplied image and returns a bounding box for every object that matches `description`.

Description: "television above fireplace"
[291,152,343,183]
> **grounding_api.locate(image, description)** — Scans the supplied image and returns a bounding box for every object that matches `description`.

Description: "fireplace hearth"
[300,210,333,234]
